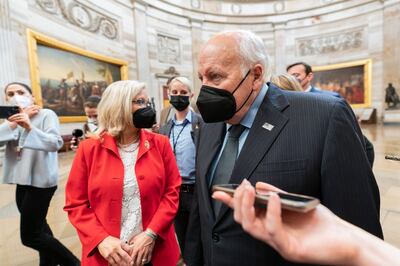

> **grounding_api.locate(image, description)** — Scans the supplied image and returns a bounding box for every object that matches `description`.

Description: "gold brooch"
[144,140,150,149]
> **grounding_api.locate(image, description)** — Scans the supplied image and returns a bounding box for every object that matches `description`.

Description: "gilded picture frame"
[27,29,128,123]
[312,59,372,108]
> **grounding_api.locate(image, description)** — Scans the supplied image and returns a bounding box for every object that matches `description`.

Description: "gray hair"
[216,30,271,81]
[169,76,193,93]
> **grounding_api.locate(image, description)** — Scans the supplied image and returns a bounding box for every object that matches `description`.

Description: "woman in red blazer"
[65,80,181,266]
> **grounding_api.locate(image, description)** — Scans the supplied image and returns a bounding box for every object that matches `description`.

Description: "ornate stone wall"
[2,0,399,124]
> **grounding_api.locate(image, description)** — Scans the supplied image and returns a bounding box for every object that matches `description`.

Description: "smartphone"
[212,184,320,213]
[0,106,20,119]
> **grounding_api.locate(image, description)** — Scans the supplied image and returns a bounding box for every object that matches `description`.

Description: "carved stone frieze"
[157,34,181,64]
[296,29,363,56]
[35,0,118,40]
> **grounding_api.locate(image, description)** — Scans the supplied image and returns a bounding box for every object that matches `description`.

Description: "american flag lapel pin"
[262,122,275,131]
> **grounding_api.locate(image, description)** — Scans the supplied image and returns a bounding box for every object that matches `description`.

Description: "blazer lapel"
[197,122,225,221]
[215,84,290,222]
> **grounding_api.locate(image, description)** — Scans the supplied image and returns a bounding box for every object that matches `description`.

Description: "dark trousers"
[16,185,80,266]
[174,185,194,257]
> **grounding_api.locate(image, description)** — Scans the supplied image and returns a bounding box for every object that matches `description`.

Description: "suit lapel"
[197,122,225,220]
[215,84,290,223]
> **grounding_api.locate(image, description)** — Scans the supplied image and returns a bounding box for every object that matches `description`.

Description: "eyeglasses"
[132,98,151,107]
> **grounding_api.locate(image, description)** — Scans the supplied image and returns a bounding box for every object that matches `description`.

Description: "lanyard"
[171,120,189,154]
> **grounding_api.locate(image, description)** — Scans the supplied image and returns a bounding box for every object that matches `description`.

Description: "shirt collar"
[239,82,269,129]
[172,109,192,125]
[305,85,312,92]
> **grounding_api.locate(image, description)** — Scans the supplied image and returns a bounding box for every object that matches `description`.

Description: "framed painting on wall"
[312,59,372,108]
[27,29,128,122]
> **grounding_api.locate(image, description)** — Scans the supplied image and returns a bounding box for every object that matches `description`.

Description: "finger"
[240,186,257,232]
[265,193,286,250]
[109,253,119,266]
[212,191,234,208]
[135,248,145,265]
[255,182,285,194]
[117,247,133,265]
[233,180,247,223]
[121,242,133,255]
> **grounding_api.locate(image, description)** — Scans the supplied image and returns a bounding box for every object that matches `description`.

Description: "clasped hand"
[98,232,155,266]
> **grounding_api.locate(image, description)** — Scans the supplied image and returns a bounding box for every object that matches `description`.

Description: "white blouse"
[118,142,143,242]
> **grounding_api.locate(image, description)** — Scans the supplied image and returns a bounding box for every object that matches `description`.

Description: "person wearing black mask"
[159,77,203,258]
[184,30,382,266]
[65,80,181,266]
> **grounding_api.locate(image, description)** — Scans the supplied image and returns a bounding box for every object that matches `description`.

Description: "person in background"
[64,80,181,266]
[287,62,375,167]
[70,95,101,150]
[286,62,340,97]
[270,74,303,91]
[0,82,79,266]
[213,180,400,266]
[83,95,101,134]
[159,77,203,257]
[154,76,178,133]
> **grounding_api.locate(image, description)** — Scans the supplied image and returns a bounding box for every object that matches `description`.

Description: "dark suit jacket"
[310,86,375,166]
[185,83,382,266]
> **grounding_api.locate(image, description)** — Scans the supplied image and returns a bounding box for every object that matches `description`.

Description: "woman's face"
[131,90,150,113]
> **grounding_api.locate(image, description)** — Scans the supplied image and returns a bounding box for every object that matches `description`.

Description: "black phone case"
[0,106,20,119]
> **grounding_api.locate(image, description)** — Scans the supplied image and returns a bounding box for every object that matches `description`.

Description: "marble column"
[0,0,17,100]
[383,1,400,91]
[133,2,153,98]
[273,23,287,75]
[0,0,16,165]
[190,18,203,97]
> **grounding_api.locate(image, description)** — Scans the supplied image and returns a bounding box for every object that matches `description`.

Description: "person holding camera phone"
[0,82,79,265]
[64,80,181,266]
[70,95,101,150]
[213,180,400,266]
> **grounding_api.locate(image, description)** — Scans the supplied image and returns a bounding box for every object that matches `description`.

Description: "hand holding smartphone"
[0,106,20,119]
[212,184,320,212]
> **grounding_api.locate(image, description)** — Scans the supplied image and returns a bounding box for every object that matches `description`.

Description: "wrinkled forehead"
[198,36,241,72]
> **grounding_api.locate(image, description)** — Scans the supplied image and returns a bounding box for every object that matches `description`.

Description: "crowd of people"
[1,30,399,266]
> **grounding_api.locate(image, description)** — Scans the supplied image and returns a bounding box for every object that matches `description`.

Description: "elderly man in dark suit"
[185,30,382,266]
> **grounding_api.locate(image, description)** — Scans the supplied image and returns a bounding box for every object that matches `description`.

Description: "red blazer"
[64,129,181,266]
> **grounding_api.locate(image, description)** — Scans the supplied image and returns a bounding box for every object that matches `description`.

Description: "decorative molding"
[35,0,119,40]
[231,4,241,15]
[157,34,181,64]
[155,66,180,78]
[296,28,364,56]
[273,1,285,13]
[190,0,200,9]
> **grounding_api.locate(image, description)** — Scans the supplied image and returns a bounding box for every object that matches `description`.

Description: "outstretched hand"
[212,179,358,265]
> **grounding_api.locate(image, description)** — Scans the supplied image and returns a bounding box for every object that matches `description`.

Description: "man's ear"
[252,64,264,90]
[308,72,314,82]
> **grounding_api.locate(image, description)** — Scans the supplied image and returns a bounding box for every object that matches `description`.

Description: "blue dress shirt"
[169,110,196,184]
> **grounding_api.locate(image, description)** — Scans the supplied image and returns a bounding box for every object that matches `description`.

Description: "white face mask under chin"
[9,95,32,108]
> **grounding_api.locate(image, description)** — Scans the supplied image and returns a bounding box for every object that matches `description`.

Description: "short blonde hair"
[271,74,303,91]
[96,80,146,137]
[169,76,193,93]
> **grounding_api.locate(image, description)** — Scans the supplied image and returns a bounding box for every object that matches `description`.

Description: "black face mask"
[170,95,190,111]
[132,106,156,128]
[196,70,252,123]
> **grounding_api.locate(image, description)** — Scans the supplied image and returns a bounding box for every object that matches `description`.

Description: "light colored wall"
[1,0,137,134]
[1,0,399,129]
